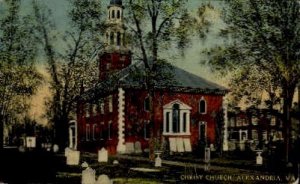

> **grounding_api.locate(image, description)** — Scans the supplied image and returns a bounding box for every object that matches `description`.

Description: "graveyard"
[0,146,298,184]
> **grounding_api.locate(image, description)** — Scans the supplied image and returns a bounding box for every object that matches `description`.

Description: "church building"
[74,0,228,155]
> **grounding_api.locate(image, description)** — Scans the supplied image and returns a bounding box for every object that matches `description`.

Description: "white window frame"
[163,100,191,136]
[99,101,104,114]
[85,104,90,117]
[199,96,207,114]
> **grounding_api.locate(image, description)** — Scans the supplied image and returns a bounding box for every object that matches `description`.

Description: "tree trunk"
[283,85,295,163]
[0,114,3,151]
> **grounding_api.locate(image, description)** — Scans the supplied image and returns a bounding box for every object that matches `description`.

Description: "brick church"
[73,0,228,155]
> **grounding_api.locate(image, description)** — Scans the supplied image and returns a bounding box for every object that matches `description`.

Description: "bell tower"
[99,0,131,80]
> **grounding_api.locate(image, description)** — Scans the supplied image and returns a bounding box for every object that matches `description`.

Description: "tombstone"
[26,136,36,148]
[98,148,108,163]
[256,151,263,165]
[67,150,80,165]
[204,148,211,171]
[18,145,26,152]
[154,152,162,167]
[82,166,96,184]
[125,142,134,154]
[134,141,142,154]
[96,174,112,184]
[113,160,119,165]
[65,147,71,157]
[53,144,59,153]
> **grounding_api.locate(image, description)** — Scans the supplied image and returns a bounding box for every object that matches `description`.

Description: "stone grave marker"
[81,165,96,184]
[96,174,112,184]
[67,149,80,165]
[125,142,134,154]
[134,141,142,153]
[183,138,192,152]
[98,148,108,163]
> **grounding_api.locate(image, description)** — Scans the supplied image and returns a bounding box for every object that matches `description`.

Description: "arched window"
[108,121,112,140]
[110,33,114,45]
[163,101,191,135]
[117,10,120,19]
[117,32,121,46]
[172,104,180,133]
[112,10,115,18]
[199,97,207,114]
[144,96,150,111]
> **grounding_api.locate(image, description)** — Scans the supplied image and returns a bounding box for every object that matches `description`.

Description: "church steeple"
[105,0,125,51]
[99,0,131,80]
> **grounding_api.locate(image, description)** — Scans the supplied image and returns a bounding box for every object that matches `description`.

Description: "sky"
[0,0,228,125]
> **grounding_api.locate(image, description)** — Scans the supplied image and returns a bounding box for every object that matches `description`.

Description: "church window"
[86,124,90,141]
[199,97,207,114]
[117,10,120,19]
[99,101,104,114]
[112,10,115,18]
[199,121,207,141]
[108,121,112,140]
[163,101,191,135]
[144,96,150,111]
[108,95,113,112]
[110,33,114,45]
[144,121,150,139]
[172,104,180,133]
[92,124,97,140]
[117,32,121,46]
[100,122,104,140]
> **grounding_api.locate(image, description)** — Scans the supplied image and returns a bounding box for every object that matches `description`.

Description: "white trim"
[117,88,126,153]
[108,95,113,112]
[162,100,191,136]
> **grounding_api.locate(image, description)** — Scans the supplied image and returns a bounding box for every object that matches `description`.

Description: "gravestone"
[125,142,134,154]
[65,147,71,157]
[26,136,36,148]
[134,141,142,153]
[154,152,162,167]
[256,151,263,165]
[53,144,59,153]
[204,148,211,171]
[96,174,111,184]
[67,150,80,165]
[82,166,96,184]
[98,148,108,163]
[113,160,119,165]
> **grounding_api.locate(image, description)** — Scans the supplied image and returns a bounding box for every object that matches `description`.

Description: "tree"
[124,0,196,159]
[0,0,43,150]
[33,0,104,149]
[205,0,300,163]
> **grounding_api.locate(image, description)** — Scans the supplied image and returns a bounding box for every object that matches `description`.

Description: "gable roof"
[80,61,229,101]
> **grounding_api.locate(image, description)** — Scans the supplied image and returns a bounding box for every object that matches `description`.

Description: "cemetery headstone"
[113,160,119,165]
[256,151,263,165]
[98,148,108,163]
[82,166,96,184]
[96,174,111,184]
[125,142,134,154]
[67,150,80,165]
[154,152,162,167]
[134,141,142,153]
[53,144,59,153]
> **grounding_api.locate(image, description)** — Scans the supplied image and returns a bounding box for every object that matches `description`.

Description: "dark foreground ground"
[0,148,298,184]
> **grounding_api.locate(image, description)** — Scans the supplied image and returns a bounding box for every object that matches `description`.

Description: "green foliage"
[0,0,43,125]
